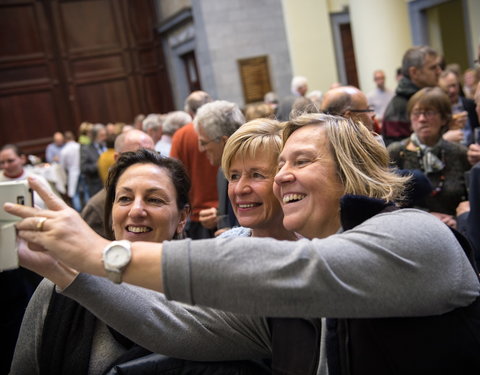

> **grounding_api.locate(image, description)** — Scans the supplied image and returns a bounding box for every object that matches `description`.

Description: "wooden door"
[339,22,359,88]
[0,0,173,156]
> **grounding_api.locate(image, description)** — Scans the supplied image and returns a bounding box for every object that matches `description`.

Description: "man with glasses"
[170,91,218,240]
[321,85,377,133]
[194,100,245,235]
[382,46,441,146]
[322,86,433,206]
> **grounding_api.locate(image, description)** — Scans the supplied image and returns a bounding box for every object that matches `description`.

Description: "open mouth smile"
[283,194,306,204]
[126,225,152,233]
[237,203,261,209]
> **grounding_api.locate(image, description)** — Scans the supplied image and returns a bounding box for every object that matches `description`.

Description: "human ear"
[408,66,418,80]
[176,205,191,234]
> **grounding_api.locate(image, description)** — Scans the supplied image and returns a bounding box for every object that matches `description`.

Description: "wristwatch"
[102,240,132,284]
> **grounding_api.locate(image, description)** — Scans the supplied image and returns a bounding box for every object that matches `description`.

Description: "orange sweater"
[170,123,218,221]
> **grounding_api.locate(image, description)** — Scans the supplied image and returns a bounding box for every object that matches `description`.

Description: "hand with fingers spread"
[4,175,109,275]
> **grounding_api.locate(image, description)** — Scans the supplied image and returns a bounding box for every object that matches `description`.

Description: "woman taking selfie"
[7,114,480,374]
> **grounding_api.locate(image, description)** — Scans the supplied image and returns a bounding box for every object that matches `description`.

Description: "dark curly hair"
[104,148,190,240]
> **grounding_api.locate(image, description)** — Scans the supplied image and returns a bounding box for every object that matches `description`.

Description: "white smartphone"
[0,180,33,221]
[0,180,33,271]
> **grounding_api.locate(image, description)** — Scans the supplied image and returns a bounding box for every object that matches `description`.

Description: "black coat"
[461,96,480,145]
[80,143,104,196]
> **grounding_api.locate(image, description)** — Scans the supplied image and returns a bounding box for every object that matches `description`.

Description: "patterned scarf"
[410,133,445,174]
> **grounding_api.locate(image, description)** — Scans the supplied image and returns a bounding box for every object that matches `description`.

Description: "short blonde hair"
[222,118,283,179]
[283,113,409,202]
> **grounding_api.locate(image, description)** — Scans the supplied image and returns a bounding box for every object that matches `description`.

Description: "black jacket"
[327,196,480,375]
[80,143,104,196]
[461,96,480,145]
[382,77,419,144]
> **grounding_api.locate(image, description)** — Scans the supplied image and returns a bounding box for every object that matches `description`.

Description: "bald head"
[184,91,211,117]
[114,129,154,160]
[321,86,374,131]
[53,132,64,146]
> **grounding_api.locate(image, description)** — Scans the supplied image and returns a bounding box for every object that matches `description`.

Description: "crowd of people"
[1,43,480,374]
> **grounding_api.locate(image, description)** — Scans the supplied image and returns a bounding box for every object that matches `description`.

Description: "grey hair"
[264,91,278,104]
[142,113,164,132]
[194,100,245,139]
[184,91,212,115]
[91,123,105,141]
[163,111,192,136]
[291,76,308,93]
[402,46,438,78]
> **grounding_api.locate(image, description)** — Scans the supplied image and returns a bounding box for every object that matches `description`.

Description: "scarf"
[410,133,444,174]
[39,288,149,375]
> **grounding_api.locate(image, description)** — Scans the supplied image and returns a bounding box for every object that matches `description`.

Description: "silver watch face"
[106,245,130,268]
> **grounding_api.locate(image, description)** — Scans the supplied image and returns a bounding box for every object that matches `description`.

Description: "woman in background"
[388,87,470,227]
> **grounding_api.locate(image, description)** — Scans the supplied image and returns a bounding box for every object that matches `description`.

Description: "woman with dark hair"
[10,149,193,374]
[388,87,471,226]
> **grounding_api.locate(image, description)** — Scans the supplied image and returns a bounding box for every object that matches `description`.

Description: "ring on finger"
[36,217,48,231]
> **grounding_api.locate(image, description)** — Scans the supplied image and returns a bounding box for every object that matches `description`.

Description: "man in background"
[142,113,165,148]
[322,85,377,133]
[193,101,245,235]
[59,131,82,211]
[80,123,107,198]
[170,90,218,239]
[45,131,65,163]
[367,70,394,124]
[438,69,479,146]
[382,46,441,145]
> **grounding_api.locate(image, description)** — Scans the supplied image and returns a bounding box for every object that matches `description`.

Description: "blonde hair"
[221,118,283,179]
[244,103,274,122]
[283,113,409,202]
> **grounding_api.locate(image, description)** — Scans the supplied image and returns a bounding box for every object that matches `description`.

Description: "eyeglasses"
[411,110,439,119]
[198,137,220,147]
[349,107,375,113]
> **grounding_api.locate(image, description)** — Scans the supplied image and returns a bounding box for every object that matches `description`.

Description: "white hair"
[194,100,245,139]
[291,76,308,93]
[163,111,192,136]
[142,113,164,132]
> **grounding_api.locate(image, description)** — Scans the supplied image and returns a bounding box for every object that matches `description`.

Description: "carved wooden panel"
[0,0,173,157]
[0,0,69,154]
[238,56,272,104]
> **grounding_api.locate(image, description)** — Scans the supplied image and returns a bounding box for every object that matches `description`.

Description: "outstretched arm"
[5,176,166,293]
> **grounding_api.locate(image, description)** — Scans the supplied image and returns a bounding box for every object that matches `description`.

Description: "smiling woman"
[9,150,199,375]
[220,118,296,240]
[104,151,190,242]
